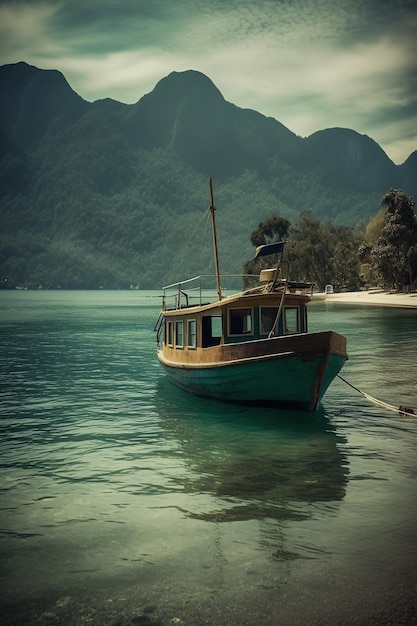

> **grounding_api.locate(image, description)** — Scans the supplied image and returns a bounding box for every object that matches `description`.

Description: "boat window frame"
[202,314,223,347]
[227,307,254,337]
[175,320,184,348]
[259,306,280,336]
[187,318,197,349]
[166,320,174,346]
[210,316,223,342]
[283,306,300,335]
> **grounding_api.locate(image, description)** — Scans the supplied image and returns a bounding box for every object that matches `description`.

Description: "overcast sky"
[1,0,416,164]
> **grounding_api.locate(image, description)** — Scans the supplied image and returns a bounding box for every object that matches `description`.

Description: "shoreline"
[312,290,417,308]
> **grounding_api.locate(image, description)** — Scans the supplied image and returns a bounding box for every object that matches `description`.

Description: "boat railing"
[162,274,246,310]
[271,279,314,295]
[154,312,164,347]
[161,274,314,310]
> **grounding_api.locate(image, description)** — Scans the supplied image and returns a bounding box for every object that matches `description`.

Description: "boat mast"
[209,177,222,301]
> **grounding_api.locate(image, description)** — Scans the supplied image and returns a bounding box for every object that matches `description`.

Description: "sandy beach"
[313,290,417,308]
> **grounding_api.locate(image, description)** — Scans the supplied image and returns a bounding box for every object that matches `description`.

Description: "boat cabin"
[156,274,313,362]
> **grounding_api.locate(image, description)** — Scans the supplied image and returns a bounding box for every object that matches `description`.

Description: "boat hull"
[158,331,347,411]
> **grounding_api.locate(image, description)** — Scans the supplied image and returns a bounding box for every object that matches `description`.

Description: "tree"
[243,215,290,286]
[329,223,363,291]
[364,208,386,244]
[289,215,363,291]
[249,215,290,247]
[357,209,385,287]
[285,212,334,289]
[371,189,417,290]
[243,210,362,291]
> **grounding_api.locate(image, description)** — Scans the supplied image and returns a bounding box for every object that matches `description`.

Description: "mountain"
[0,61,89,148]
[128,70,302,178]
[302,128,401,193]
[400,150,417,193]
[0,61,416,289]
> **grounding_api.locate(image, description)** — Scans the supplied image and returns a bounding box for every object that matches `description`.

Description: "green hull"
[160,350,346,411]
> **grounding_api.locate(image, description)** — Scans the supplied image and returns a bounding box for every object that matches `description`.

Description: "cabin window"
[283,307,299,334]
[202,315,222,347]
[166,321,174,346]
[175,320,184,348]
[260,307,279,336]
[228,308,253,336]
[187,319,196,348]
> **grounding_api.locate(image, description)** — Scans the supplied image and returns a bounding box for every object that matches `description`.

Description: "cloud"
[0,2,58,60]
[57,49,190,102]
[195,31,414,128]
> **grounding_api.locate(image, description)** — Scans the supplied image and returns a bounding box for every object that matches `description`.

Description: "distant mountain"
[0,62,89,147]
[128,70,302,178]
[400,150,417,193]
[0,61,416,289]
[302,128,401,193]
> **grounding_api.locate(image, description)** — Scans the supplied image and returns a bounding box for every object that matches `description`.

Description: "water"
[1,290,417,625]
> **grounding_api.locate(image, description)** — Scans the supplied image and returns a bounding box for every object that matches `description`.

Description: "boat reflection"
[155,381,350,523]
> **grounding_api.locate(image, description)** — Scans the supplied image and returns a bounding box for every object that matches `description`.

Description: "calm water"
[1,290,417,626]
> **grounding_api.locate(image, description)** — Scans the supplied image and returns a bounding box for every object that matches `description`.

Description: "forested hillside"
[1,62,416,289]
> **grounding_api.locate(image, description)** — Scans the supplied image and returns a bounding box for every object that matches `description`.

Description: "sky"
[1,0,416,164]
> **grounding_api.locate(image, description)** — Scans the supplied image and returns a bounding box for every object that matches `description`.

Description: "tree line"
[244,189,417,292]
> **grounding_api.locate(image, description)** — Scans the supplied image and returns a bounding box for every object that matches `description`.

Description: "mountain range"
[1,61,416,289]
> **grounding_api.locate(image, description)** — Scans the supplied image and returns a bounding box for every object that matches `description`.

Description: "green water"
[1,290,416,625]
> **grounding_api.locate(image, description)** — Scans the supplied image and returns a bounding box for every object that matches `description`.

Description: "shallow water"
[1,290,417,625]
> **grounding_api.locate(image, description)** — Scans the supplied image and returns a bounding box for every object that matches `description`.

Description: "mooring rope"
[337,374,417,418]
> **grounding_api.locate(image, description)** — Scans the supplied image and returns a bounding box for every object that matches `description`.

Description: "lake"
[1,290,416,625]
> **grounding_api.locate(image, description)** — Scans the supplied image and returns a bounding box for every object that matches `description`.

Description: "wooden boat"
[155,179,347,411]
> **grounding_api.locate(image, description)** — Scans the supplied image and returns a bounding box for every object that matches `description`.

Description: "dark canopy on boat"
[254,241,286,258]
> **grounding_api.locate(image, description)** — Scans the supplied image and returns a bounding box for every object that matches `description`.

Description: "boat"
[155,179,347,411]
